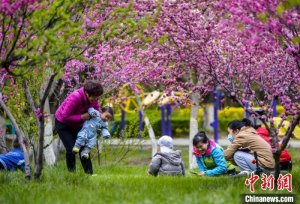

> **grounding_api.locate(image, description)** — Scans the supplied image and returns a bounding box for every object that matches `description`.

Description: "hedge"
[111,106,284,138]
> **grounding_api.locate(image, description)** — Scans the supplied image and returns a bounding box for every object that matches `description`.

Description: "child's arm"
[205,148,227,176]
[195,156,206,173]
[88,108,99,118]
[101,127,110,139]
[148,155,161,176]
[180,161,185,175]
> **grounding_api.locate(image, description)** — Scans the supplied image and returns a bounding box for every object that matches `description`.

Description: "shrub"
[112,106,285,138]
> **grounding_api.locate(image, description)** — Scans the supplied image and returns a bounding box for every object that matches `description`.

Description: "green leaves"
[158,34,169,45]
[292,36,300,44]
[286,0,300,8]
[276,3,285,15]
[277,0,300,14]
[257,13,268,24]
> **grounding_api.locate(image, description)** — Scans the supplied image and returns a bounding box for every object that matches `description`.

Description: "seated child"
[193,131,231,176]
[0,137,27,171]
[148,136,185,176]
[72,106,113,159]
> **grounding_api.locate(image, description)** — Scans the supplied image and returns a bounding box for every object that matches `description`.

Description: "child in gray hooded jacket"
[148,136,185,176]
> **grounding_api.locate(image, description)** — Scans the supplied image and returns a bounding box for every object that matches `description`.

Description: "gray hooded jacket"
[148,150,185,176]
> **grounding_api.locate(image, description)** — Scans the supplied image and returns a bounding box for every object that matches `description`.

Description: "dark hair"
[241,118,253,127]
[252,110,264,129]
[102,106,114,119]
[193,131,209,146]
[84,80,103,97]
[228,118,253,131]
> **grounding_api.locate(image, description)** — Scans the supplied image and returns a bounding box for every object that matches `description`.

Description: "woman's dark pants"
[55,119,93,174]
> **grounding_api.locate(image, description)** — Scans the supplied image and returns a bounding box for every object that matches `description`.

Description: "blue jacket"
[194,141,227,176]
[0,148,25,171]
[80,108,110,138]
[75,108,110,148]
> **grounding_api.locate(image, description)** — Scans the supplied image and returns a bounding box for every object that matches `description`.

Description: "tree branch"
[40,73,57,107]
[0,92,31,179]
[5,10,27,66]
[280,114,300,152]
[23,80,39,124]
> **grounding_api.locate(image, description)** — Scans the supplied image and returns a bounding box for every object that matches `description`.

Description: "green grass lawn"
[0,145,299,204]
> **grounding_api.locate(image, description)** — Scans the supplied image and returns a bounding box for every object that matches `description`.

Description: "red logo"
[277,174,292,192]
[245,172,259,192]
[261,173,274,190]
[245,173,292,192]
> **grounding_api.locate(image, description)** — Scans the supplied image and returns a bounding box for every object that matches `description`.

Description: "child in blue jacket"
[0,137,26,172]
[72,106,113,159]
[192,131,227,176]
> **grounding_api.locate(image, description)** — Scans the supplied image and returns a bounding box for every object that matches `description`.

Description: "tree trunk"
[34,112,44,180]
[135,93,157,156]
[189,92,200,169]
[0,115,7,154]
[31,143,37,166]
[144,117,157,156]
[0,93,31,179]
[273,152,281,190]
[274,114,300,189]
[34,73,57,180]
[43,98,56,165]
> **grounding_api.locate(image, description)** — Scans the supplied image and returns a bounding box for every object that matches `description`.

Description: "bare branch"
[5,10,27,66]
[23,80,39,124]
[280,114,300,151]
[0,92,31,179]
[40,73,57,107]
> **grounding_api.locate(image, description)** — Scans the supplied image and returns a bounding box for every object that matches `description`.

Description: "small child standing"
[148,136,185,176]
[72,106,113,159]
[0,137,27,172]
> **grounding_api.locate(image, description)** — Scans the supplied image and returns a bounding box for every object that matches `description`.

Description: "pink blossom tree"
[139,2,300,186]
[0,0,129,179]
[218,0,300,69]
[83,1,300,185]
[212,0,300,187]
[1,0,158,179]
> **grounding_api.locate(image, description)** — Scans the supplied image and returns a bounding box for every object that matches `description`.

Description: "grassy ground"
[0,145,299,204]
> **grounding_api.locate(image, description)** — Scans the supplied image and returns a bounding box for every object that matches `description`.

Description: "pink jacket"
[55,87,100,129]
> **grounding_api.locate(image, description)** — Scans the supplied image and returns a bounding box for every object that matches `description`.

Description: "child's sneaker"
[228,170,249,178]
[72,147,79,154]
[238,171,250,176]
[82,153,89,159]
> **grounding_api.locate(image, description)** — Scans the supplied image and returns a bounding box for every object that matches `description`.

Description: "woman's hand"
[81,113,91,120]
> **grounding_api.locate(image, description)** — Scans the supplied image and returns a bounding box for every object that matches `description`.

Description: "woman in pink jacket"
[55,80,103,174]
